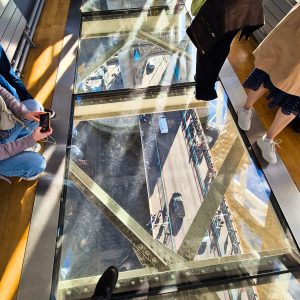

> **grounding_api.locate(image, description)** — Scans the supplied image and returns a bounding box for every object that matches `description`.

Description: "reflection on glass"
[75,3,195,93]
[56,85,300,299]
[54,2,300,300]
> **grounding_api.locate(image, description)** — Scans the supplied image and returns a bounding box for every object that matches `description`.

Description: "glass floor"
[53,1,300,299]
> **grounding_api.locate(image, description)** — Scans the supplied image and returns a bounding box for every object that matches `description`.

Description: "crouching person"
[0,86,52,182]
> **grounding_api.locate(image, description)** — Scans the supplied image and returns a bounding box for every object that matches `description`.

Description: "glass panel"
[75,4,195,93]
[53,2,300,299]
[55,82,300,299]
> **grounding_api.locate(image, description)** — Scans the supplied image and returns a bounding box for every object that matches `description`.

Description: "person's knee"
[23,99,44,112]
[21,153,46,177]
[31,154,46,174]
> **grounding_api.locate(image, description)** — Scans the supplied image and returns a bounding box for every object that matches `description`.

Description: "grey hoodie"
[0,86,36,161]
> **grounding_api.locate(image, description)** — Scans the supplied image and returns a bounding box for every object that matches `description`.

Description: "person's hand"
[24,111,45,122]
[32,127,53,142]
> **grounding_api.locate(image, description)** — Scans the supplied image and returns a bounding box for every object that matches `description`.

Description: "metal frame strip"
[58,248,299,298]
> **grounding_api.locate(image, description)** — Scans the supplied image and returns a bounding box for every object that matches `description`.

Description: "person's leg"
[7,68,33,101]
[244,84,268,109]
[0,152,46,178]
[1,99,43,143]
[256,109,296,164]
[0,74,20,100]
[0,45,13,75]
[210,30,239,85]
[195,49,218,100]
[0,45,33,101]
[291,116,300,133]
[195,30,238,100]
[0,48,33,100]
[266,108,296,140]
[238,84,269,131]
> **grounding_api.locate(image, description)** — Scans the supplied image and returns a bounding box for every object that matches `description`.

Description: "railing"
[12,0,45,73]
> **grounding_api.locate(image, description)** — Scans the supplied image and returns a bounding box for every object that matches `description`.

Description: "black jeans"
[195,30,239,100]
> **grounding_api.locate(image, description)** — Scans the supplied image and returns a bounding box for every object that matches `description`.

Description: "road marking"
[188,211,192,224]
[181,183,185,193]
[176,158,180,167]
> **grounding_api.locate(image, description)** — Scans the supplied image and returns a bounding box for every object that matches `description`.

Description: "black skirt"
[244,68,300,117]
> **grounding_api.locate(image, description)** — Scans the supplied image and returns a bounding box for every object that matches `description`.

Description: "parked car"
[171,192,185,218]
[158,115,168,134]
[146,62,155,75]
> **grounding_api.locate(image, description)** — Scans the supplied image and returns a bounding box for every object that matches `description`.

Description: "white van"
[158,115,168,134]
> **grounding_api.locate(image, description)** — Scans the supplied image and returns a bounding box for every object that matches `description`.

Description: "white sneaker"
[24,143,41,153]
[256,134,281,164]
[238,107,252,131]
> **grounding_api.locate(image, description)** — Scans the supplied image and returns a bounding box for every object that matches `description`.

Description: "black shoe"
[91,266,118,300]
[195,90,218,101]
[44,108,56,119]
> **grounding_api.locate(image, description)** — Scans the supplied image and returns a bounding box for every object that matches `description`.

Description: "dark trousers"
[291,117,300,133]
[195,30,239,100]
[0,45,33,101]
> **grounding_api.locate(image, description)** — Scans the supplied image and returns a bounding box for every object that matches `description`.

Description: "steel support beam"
[58,248,300,299]
[69,161,186,271]
[178,137,244,260]
[81,14,180,36]
[137,30,192,61]
[73,85,208,121]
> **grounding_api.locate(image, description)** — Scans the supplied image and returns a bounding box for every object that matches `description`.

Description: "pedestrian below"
[238,4,300,164]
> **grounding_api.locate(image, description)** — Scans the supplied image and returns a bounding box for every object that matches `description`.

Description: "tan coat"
[253,3,300,96]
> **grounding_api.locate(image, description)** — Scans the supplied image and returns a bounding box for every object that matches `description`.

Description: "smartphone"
[39,112,50,133]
